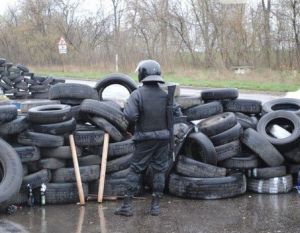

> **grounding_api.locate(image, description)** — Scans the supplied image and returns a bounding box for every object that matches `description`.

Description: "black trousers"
[126,140,169,196]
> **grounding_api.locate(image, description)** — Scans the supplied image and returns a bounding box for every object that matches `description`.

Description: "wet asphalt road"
[1,80,297,232]
[2,192,300,233]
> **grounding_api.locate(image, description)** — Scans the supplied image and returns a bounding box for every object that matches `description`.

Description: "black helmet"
[136,60,164,83]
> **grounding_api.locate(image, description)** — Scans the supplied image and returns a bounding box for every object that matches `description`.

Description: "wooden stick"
[98,133,110,203]
[69,134,85,205]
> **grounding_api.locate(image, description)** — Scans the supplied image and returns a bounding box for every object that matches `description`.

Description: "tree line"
[0,0,299,71]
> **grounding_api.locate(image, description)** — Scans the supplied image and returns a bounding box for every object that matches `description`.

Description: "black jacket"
[124,83,182,141]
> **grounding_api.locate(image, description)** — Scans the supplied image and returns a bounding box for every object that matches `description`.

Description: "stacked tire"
[0,58,65,99]
[168,89,297,199]
[49,83,99,121]
[78,99,142,196]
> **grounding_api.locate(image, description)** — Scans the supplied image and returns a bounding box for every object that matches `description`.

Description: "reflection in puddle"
[0,220,29,233]
[98,205,108,233]
[76,206,85,233]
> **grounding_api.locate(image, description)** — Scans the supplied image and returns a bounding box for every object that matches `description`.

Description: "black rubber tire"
[235,112,257,129]
[262,98,300,116]
[51,78,65,85]
[183,132,217,165]
[27,104,71,124]
[52,165,100,183]
[74,130,104,146]
[215,140,241,162]
[22,164,28,176]
[59,98,84,106]
[218,154,261,169]
[106,153,133,173]
[4,89,17,95]
[247,175,293,194]
[42,77,54,85]
[4,191,28,206]
[257,110,300,148]
[0,116,29,135]
[49,83,98,100]
[201,88,238,101]
[14,91,30,99]
[184,101,223,121]
[31,92,49,99]
[80,99,128,132]
[31,118,76,135]
[0,105,17,124]
[168,173,246,200]
[37,183,88,204]
[76,123,98,131]
[95,73,137,100]
[14,146,40,162]
[16,64,29,73]
[106,168,130,179]
[14,81,28,90]
[17,131,64,147]
[283,145,300,163]
[89,177,141,196]
[223,99,262,114]
[175,96,202,110]
[2,76,14,86]
[89,116,123,142]
[26,161,40,173]
[0,139,23,203]
[176,155,226,178]
[32,75,46,83]
[70,106,82,121]
[0,81,12,90]
[106,139,135,159]
[247,166,286,179]
[210,123,243,146]
[41,146,82,159]
[29,84,49,92]
[39,158,66,170]
[198,112,237,136]
[241,128,284,167]
[78,155,101,166]
[21,169,51,190]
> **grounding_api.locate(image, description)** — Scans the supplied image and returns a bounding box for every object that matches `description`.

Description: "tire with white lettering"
[247,175,293,194]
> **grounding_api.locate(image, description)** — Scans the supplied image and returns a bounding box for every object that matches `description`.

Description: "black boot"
[150,194,161,216]
[114,196,133,217]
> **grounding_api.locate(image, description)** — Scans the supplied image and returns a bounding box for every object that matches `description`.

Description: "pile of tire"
[0,58,64,99]
[169,89,299,199]
[2,77,300,206]
[2,83,140,207]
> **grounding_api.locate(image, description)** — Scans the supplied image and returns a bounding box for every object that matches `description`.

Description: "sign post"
[58,37,67,72]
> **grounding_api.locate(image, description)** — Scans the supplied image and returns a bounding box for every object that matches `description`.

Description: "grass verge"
[32,66,300,92]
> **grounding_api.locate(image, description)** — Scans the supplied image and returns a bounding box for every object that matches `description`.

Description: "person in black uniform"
[114,60,181,217]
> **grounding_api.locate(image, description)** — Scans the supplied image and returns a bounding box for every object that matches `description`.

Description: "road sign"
[58,37,67,54]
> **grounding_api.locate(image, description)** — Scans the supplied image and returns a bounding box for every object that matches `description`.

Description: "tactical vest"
[136,84,168,133]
